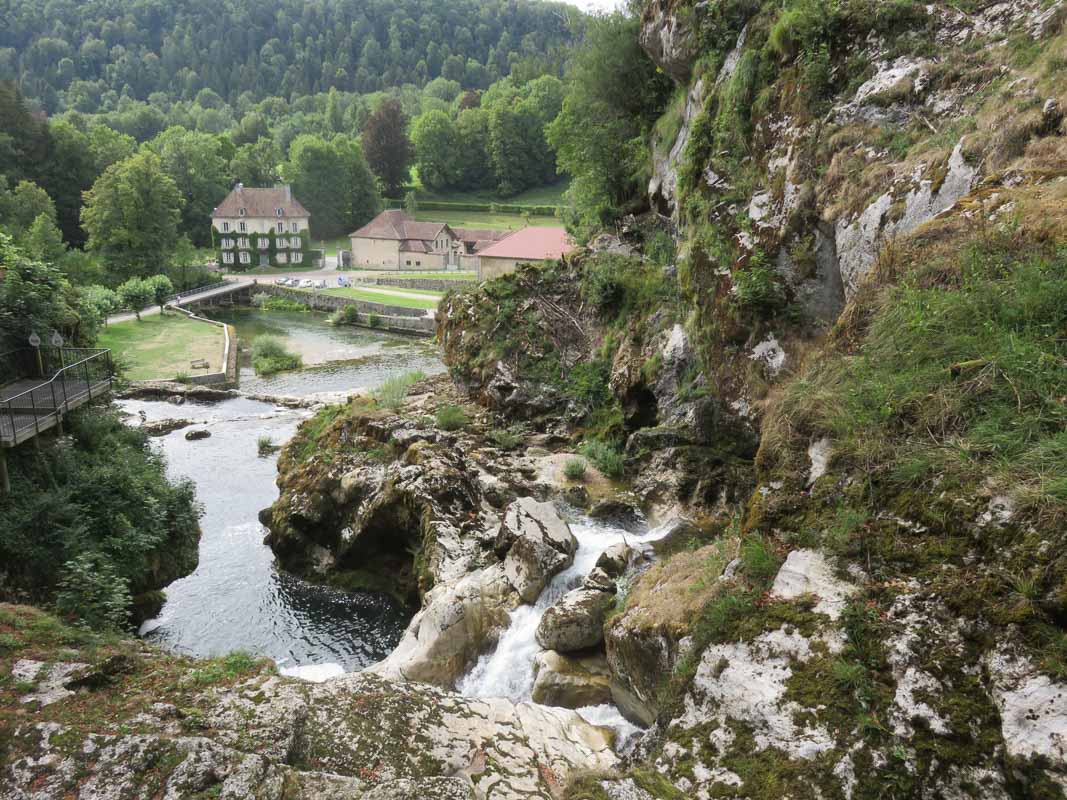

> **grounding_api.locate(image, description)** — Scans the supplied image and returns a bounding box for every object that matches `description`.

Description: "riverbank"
[98,312,227,382]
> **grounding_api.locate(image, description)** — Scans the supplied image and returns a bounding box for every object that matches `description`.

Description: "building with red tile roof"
[348,210,509,271]
[476,226,576,279]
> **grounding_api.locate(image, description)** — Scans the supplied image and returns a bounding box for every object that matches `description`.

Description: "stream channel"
[126,307,649,746]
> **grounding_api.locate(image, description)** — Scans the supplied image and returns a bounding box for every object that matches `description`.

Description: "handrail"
[1,349,112,407]
[166,281,232,303]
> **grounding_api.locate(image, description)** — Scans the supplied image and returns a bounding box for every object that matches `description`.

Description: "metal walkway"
[0,348,113,447]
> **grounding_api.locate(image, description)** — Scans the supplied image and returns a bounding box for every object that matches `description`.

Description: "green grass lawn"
[409,209,560,230]
[362,271,477,280]
[322,287,440,310]
[412,178,569,207]
[98,313,225,381]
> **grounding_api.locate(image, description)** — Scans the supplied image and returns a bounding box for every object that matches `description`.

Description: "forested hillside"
[0,0,578,113]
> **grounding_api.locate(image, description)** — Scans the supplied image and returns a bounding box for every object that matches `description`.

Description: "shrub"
[487,428,523,450]
[579,439,625,479]
[368,312,381,328]
[435,404,469,431]
[730,261,787,315]
[251,336,302,375]
[257,436,279,456]
[564,458,588,481]
[331,305,360,325]
[372,370,427,410]
[55,552,133,631]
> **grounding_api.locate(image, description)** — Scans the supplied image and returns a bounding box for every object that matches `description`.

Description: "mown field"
[98,313,225,381]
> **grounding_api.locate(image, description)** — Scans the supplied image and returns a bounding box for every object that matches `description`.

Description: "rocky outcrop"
[638,0,699,82]
[1,615,619,800]
[606,539,739,725]
[496,497,578,603]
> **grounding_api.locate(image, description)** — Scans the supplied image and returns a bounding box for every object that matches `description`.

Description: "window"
[222,221,229,232]
[276,252,288,264]
[276,208,283,217]
[290,236,301,249]
[276,237,288,249]
[291,252,302,264]
[416,261,421,266]
[405,260,411,266]
[238,237,250,249]
[222,252,234,264]
[276,221,283,233]
[290,222,298,233]
[239,251,250,264]
[221,238,234,249]
[239,221,246,232]
[239,208,246,217]
[257,238,269,250]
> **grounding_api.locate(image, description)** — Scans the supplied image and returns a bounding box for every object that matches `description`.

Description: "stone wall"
[352,277,475,292]
[165,306,238,388]
[253,284,435,336]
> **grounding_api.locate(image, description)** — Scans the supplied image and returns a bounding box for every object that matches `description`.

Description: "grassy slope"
[98,313,225,381]
[412,178,569,206]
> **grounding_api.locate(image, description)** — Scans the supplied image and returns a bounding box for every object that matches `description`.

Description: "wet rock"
[536,584,615,653]
[532,650,613,709]
[371,563,517,687]
[563,485,590,509]
[485,362,564,420]
[588,499,644,531]
[496,498,578,602]
[142,418,193,436]
[596,543,633,578]
[184,429,211,440]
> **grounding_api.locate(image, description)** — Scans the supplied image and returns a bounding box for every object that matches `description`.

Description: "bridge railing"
[1,348,113,444]
[166,281,232,304]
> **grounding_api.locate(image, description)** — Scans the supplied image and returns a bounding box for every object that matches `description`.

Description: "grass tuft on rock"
[372,370,427,410]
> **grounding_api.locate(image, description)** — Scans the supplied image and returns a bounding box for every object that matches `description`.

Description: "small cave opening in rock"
[336,498,426,607]
[622,385,659,431]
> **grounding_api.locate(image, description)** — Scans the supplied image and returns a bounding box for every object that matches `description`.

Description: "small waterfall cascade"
[458,516,670,747]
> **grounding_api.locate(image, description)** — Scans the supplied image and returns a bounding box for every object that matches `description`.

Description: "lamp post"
[28,331,42,377]
[51,331,64,370]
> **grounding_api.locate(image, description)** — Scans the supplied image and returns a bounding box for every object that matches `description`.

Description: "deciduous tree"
[81,151,183,282]
[362,100,413,197]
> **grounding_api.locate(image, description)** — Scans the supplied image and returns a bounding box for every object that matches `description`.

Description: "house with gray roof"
[210,184,312,270]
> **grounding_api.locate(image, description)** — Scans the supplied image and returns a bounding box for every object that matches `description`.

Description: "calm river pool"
[125,309,444,674]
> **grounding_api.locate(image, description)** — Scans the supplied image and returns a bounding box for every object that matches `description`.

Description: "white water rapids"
[458,516,672,748]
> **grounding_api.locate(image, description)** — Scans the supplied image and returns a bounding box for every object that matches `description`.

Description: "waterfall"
[458,516,671,747]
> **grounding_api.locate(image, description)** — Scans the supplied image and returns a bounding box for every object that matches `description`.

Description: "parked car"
[337,276,350,287]
[301,279,315,289]
[274,278,288,285]
[314,279,327,289]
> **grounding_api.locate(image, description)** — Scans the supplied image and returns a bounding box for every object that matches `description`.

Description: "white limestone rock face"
[496,497,578,602]
[984,645,1067,790]
[835,141,979,298]
[3,672,617,800]
[770,549,857,620]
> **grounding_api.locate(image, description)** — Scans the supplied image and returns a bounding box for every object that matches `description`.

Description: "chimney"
[236,182,244,192]
[285,184,291,203]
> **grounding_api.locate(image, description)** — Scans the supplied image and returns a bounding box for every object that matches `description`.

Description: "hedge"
[384,198,561,216]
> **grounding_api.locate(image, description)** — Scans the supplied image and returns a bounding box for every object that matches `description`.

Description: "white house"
[211,184,312,270]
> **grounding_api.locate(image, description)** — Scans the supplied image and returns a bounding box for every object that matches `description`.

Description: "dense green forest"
[0,0,579,113]
[0,0,670,298]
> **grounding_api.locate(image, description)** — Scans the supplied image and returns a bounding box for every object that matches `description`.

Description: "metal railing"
[0,347,113,445]
[166,281,233,304]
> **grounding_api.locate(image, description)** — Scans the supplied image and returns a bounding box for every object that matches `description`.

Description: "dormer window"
[239,208,246,217]
[276,208,284,217]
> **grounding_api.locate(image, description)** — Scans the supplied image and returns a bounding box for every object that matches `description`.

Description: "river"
[129,307,646,744]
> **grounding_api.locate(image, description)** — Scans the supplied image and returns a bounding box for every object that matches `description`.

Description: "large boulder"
[605,540,738,725]
[496,498,578,602]
[532,650,613,709]
[370,563,518,687]
[536,583,616,653]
